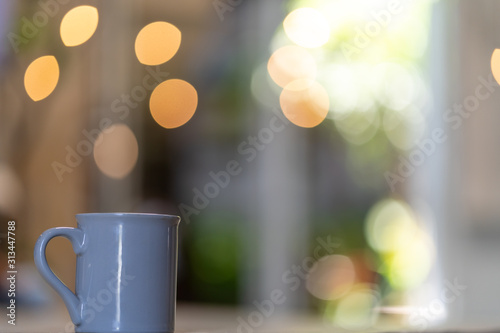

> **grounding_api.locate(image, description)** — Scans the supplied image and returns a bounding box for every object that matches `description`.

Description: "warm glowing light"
[135,22,181,66]
[491,49,500,85]
[321,64,374,118]
[365,198,435,290]
[149,79,198,129]
[280,79,329,128]
[60,5,98,47]
[306,255,356,300]
[370,62,417,111]
[365,199,418,253]
[326,284,379,330]
[385,231,434,290]
[267,45,317,88]
[283,7,330,48]
[24,55,59,101]
[93,124,139,179]
[323,65,360,117]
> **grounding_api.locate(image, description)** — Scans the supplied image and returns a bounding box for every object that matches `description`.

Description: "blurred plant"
[181,214,242,304]
[253,0,433,190]
[263,0,436,328]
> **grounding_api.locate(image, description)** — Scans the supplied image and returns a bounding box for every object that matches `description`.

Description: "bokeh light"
[491,49,500,85]
[365,198,435,290]
[321,64,374,119]
[383,106,425,150]
[149,79,198,129]
[365,199,418,253]
[135,21,181,66]
[334,110,379,145]
[384,230,434,290]
[370,62,418,111]
[93,124,139,179]
[283,7,330,48]
[326,284,379,330]
[24,55,59,101]
[60,5,98,47]
[280,79,329,128]
[306,255,356,300]
[267,45,317,88]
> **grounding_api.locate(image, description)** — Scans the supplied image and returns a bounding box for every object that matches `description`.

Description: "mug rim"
[76,212,181,221]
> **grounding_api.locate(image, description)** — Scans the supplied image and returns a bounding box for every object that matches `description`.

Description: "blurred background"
[1,0,500,331]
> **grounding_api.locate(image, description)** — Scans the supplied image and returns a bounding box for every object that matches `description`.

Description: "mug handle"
[34,227,85,326]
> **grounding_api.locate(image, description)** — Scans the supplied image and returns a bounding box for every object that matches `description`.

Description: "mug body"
[75,213,179,333]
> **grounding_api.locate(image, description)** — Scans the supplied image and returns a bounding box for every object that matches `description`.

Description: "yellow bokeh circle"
[491,49,500,85]
[60,5,99,47]
[149,79,198,129]
[279,79,329,128]
[267,45,317,88]
[24,55,59,101]
[283,7,330,48]
[135,21,182,66]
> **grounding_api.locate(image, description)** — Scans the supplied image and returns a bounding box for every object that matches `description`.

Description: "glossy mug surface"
[34,213,180,333]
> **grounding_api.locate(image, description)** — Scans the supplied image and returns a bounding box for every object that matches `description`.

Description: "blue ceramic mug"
[34,213,180,333]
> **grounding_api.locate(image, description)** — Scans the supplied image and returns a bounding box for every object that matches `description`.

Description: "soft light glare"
[334,110,379,145]
[135,22,181,66]
[491,49,500,85]
[267,45,317,88]
[283,8,330,48]
[60,5,98,47]
[365,199,419,253]
[370,62,417,111]
[306,255,356,300]
[149,79,198,129]
[385,231,434,290]
[383,106,425,150]
[323,65,360,117]
[321,64,374,118]
[93,124,139,179]
[327,285,379,330]
[24,55,59,101]
[280,79,329,128]
[365,199,435,290]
